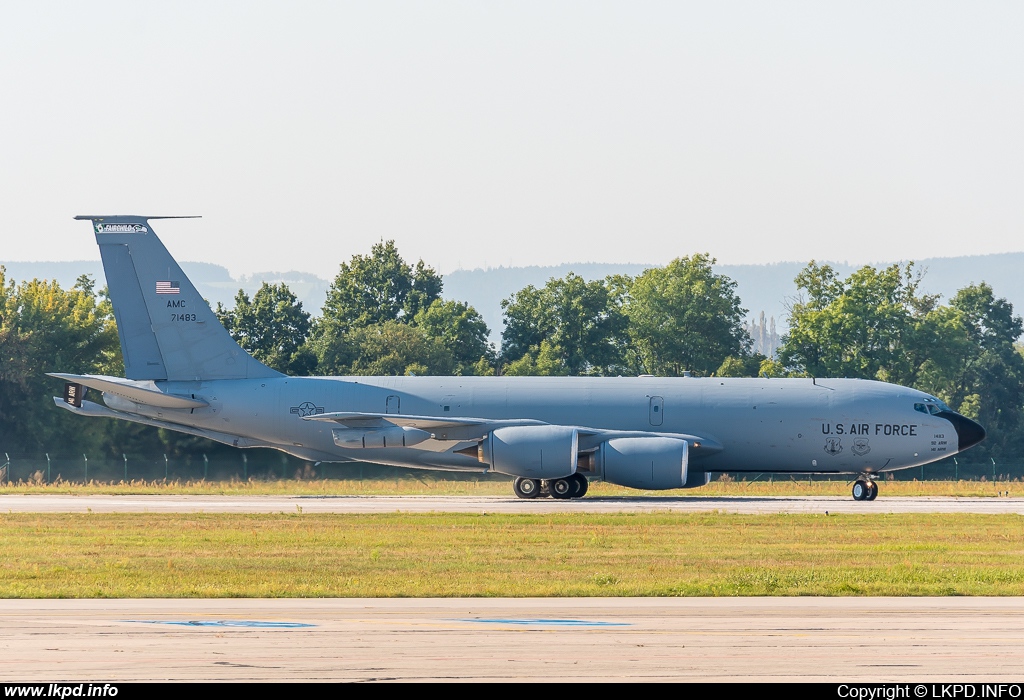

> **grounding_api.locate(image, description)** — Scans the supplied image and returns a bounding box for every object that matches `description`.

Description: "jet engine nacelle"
[482,425,579,479]
[332,426,431,449]
[598,437,692,490]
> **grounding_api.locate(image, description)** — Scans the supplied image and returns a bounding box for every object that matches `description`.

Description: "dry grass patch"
[0,477,1020,497]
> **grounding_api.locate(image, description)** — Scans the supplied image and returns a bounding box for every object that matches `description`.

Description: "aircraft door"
[386,395,401,414]
[649,396,664,426]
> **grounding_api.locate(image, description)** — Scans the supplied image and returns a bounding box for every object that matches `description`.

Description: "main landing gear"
[852,478,878,501]
[513,474,589,500]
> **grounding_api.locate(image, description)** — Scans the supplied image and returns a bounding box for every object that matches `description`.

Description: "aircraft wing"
[48,373,208,409]
[304,412,546,441]
[305,411,723,454]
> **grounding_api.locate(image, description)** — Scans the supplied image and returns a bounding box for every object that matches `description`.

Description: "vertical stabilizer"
[77,215,281,382]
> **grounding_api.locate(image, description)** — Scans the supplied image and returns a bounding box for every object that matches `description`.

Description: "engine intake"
[482,425,579,479]
[598,437,691,490]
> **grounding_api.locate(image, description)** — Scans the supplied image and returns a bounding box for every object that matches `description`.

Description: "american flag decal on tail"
[156,281,180,295]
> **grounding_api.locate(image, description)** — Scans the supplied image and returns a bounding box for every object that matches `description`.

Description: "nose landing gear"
[852,478,878,501]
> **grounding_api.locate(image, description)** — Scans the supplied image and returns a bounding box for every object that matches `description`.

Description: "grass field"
[2,512,1023,598]
[0,476,1019,497]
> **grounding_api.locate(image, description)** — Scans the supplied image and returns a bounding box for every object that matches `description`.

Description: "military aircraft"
[53,216,985,501]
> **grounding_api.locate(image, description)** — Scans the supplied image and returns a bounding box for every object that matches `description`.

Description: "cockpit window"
[915,399,950,415]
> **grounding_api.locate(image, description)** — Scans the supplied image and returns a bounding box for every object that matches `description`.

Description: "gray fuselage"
[115,374,964,477]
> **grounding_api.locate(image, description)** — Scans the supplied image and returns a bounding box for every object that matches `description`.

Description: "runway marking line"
[125,620,316,628]
[457,618,631,627]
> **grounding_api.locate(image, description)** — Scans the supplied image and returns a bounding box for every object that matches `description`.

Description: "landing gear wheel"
[513,477,541,499]
[550,478,573,499]
[852,479,871,501]
[866,481,878,501]
[569,473,589,499]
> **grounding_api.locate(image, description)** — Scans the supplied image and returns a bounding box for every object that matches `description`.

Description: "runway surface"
[1,494,1022,514]
[2,597,1023,682]
[4,497,1022,682]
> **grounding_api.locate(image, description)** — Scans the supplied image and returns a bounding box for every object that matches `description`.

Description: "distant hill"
[5,252,1024,346]
[0,261,329,316]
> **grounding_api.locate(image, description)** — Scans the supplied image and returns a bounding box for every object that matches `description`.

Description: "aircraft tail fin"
[77,215,281,382]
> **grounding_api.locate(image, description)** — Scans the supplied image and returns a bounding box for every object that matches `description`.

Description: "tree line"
[1,242,1022,462]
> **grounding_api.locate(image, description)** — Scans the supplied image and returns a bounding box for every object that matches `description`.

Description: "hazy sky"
[2,1,1022,278]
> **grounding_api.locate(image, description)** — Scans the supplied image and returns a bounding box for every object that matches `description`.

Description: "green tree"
[501,339,570,376]
[778,262,931,384]
[625,254,750,376]
[0,270,121,454]
[500,273,628,375]
[757,357,793,378]
[344,321,452,376]
[407,260,445,321]
[311,241,445,374]
[317,240,441,331]
[714,354,767,377]
[216,282,315,375]
[414,299,495,375]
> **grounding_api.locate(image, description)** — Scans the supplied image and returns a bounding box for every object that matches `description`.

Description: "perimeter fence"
[0,450,510,485]
[0,451,1019,485]
[719,457,1024,484]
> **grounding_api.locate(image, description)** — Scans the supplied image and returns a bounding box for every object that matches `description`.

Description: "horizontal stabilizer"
[53,397,264,448]
[48,373,207,409]
[74,215,201,221]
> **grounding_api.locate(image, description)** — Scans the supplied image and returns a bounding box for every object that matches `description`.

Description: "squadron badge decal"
[824,437,843,456]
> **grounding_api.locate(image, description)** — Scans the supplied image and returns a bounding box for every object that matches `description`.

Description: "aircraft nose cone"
[938,411,986,452]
